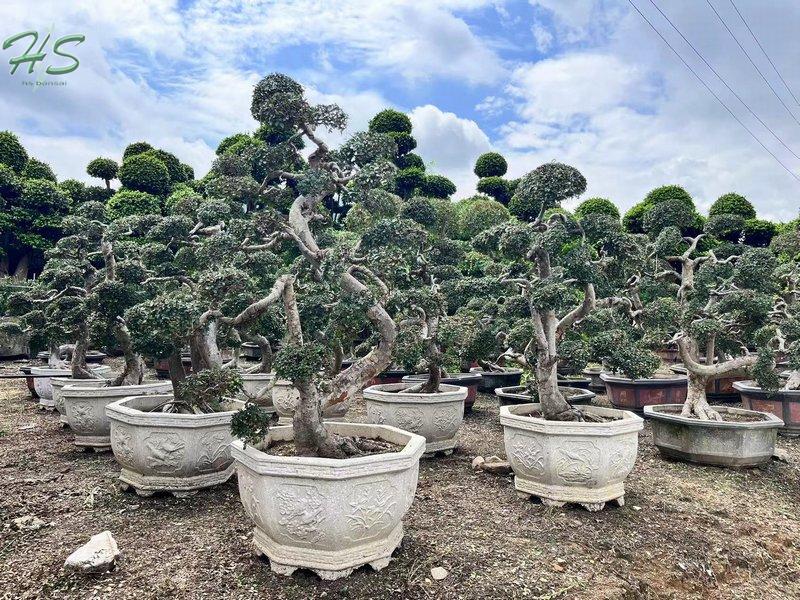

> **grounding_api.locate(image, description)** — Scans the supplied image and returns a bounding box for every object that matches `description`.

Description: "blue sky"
[1,0,800,220]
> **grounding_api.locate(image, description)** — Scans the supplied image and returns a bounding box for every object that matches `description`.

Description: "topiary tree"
[419,174,456,199]
[709,192,756,219]
[476,176,511,204]
[0,131,28,173]
[122,141,153,160]
[474,152,507,178]
[368,109,412,134]
[574,197,620,221]
[454,195,510,239]
[22,158,57,182]
[118,153,171,196]
[105,189,161,220]
[86,157,119,189]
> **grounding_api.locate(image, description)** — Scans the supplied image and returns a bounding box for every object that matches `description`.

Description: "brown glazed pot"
[669,365,744,402]
[20,366,38,399]
[600,373,688,412]
[154,355,194,380]
[734,381,800,435]
[401,373,482,411]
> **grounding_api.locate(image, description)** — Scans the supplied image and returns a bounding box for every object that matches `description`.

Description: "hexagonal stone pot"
[272,379,349,425]
[231,422,425,580]
[734,380,800,435]
[363,383,466,456]
[62,381,173,450]
[600,372,687,413]
[645,404,784,467]
[400,373,482,411]
[106,394,244,497]
[31,365,112,407]
[239,373,275,412]
[500,403,643,511]
[53,377,112,426]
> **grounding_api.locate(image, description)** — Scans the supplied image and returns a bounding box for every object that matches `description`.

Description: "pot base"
[119,465,235,497]
[38,397,56,410]
[514,477,625,512]
[76,435,111,451]
[252,521,402,581]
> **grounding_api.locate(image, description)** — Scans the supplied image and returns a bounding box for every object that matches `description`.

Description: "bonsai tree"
[0,133,70,279]
[86,157,119,190]
[474,151,512,205]
[478,162,641,420]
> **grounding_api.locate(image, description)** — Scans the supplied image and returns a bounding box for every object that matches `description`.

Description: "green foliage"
[709,192,755,219]
[216,133,251,155]
[389,132,417,155]
[396,153,425,170]
[644,184,694,209]
[125,291,201,358]
[0,163,21,197]
[455,196,510,239]
[508,162,586,221]
[142,148,187,184]
[177,367,243,412]
[603,340,660,380]
[401,196,438,228]
[230,403,273,445]
[122,141,153,160]
[394,167,425,198]
[643,198,696,236]
[0,131,28,173]
[557,338,590,375]
[22,158,56,182]
[419,174,456,199]
[274,342,325,381]
[476,176,511,204]
[742,218,777,247]
[622,201,649,233]
[118,153,171,196]
[368,109,412,134]
[474,152,508,178]
[574,197,620,221]
[86,157,118,183]
[106,189,160,220]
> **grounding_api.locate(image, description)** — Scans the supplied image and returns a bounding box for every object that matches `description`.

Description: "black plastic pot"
[495,385,595,407]
[470,368,523,394]
[241,342,262,361]
[370,369,412,386]
[401,373,483,411]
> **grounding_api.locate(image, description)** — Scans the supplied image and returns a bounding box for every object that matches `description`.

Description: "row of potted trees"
[4,73,797,580]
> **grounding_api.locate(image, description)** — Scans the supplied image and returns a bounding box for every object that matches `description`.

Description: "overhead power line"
[705,0,800,129]
[728,0,800,109]
[625,0,800,183]
[649,0,800,161]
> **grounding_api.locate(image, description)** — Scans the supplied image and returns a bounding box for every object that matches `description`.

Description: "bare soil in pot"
[1,357,799,599]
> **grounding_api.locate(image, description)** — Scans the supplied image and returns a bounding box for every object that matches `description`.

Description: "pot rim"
[469,367,523,377]
[240,372,274,381]
[644,403,784,428]
[500,402,643,435]
[732,380,800,396]
[401,373,482,385]
[231,421,425,478]
[106,394,244,426]
[600,372,687,385]
[62,380,172,399]
[363,382,468,403]
[30,365,111,376]
[495,385,596,402]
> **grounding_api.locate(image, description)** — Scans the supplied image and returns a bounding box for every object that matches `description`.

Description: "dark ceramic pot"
[669,365,744,402]
[656,347,681,364]
[556,376,592,390]
[470,368,523,394]
[241,342,262,360]
[734,381,800,436]
[401,373,482,411]
[600,373,688,413]
[19,365,38,399]
[154,354,193,380]
[495,385,595,407]
[369,369,412,386]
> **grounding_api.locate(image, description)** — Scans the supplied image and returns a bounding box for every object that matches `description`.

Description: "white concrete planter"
[62,381,173,450]
[232,422,425,580]
[363,383,467,456]
[272,379,349,425]
[239,373,275,412]
[52,377,110,426]
[500,403,644,511]
[106,394,244,497]
[32,365,112,407]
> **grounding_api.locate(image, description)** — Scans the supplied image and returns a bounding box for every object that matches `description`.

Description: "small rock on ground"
[12,516,46,531]
[64,531,120,573]
[471,456,485,470]
[431,566,448,581]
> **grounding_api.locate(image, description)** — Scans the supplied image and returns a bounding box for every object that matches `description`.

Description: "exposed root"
[317,433,396,458]
[681,399,722,421]
[547,408,606,423]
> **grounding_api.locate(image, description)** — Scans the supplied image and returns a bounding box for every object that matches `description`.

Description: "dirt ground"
[1,360,798,600]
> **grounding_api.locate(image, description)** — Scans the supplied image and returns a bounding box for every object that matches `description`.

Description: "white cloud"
[531,23,554,53]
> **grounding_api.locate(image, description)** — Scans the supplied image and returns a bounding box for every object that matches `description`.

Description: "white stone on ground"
[64,531,120,573]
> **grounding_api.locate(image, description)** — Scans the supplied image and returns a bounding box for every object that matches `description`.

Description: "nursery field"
[1,362,798,600]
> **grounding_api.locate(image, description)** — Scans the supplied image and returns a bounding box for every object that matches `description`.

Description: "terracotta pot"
[734,381,800,435]
[469,368,523,394]
[400,373,482,411]
[495,386,595,407]
[600,373,687,412]
[670,365,744,402]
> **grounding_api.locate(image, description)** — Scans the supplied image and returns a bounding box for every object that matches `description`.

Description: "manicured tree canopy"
[216,133,251,155]
[643,184,694,209]
[709,192,756,219]
[0,131,28,173]
[86,157,119,189]
[508,162,586,221]
[21,158,57,182]
[389,131,417,155]
[118,153,171,196]
[141,148,187,184]
[122,141,153,160]
[59,179,89,204]
[742,218,777,247]
[368,109,412,134]
[420,174,456,199]
[622,201,649,233]
[394,166,425,198]
[105,189,161,220]
[574,197,620,221]
[396,153,424,170]
[474,152,508,178]
[476,176,511,204]
[455,196,510,239]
